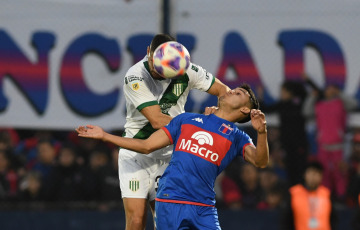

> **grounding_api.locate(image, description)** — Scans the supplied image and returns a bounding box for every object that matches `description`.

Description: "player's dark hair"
[237,84,260,123]
[150,34,176,53]
[306,161,324,173]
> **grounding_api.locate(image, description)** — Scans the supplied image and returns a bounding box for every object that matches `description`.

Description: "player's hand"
[204,106,218,115]
[250,109,267,134]
[76,125,105,140]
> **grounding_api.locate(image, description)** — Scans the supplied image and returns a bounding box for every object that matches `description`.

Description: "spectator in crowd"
[238,163,265,209]
[80,148,110,201]
[42,144,83,202]
[267,138,287,181]
[0,150,18,201]
[258,80,309,186]
[259,168,286,210]
[264,186,284,210]
[0,129,19,151]
[220,162,269,210]
[16,131,61,173]
[347,130,360,206]
[352,194,360,230]
[18,171,43,202]
[0,130,24,177]
[303,73,358,200]
[259,168,281,194]
[74,136,104,166]
[98,148,122,202]
[27,139,58,180]
[281,161,337,230]
[220,168,242,210]
[97,148,122,211]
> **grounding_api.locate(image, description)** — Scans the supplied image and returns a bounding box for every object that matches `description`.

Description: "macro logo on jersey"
[175,124,232,166]
[191,131,213,145]
[129,179,140,192]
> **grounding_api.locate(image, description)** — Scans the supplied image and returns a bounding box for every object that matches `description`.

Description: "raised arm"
[207,78,231,98]
[243,109,269,168]
[76,125,171,154]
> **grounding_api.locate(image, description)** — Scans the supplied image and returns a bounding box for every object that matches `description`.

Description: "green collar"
[143,61,166,81]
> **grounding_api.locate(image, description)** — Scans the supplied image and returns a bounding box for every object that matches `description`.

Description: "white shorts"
[118,148,170,201]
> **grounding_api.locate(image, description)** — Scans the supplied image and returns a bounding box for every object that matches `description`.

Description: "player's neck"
[213,109,238,123]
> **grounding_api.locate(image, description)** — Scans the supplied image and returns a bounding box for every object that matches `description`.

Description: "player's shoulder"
[175,112,201,120]
[124,57,148,82]
[186,62,203,75]
[233,126,245,134]
[230,126,252,143]
[185,62,214,85]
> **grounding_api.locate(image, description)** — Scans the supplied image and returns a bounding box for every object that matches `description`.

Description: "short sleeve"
[186,64,215,92]
[161,113,187,144]
[123,75,158,111]
[234,130,254,159]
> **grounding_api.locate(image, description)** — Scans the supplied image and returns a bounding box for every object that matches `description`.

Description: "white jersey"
[122,56,215,159]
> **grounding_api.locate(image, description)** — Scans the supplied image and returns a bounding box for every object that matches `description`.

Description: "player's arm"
[204,78,230,114]
[206,78,231,97]
[243,109,269,168]
[123,74,172,129]
[140,105,172,129]
[189,64,230,98]
[76,125,171,154]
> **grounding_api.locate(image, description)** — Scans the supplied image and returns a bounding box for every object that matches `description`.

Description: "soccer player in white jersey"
[120,34,230,229]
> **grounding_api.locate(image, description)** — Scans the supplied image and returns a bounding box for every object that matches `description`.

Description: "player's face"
[221,87,251,109]
[147,49,165,80]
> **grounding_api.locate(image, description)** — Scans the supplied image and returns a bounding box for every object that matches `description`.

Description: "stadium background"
[0,0,359,229]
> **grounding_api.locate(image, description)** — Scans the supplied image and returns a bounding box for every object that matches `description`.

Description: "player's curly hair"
[237,84,260,123]
[150,34,176,53]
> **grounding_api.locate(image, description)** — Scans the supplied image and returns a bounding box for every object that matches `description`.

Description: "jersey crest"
[219,123,233,135]
[172,83,185,96]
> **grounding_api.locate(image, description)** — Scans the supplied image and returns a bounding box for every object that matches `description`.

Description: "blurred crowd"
[0,74,360,213]
[215,73,360,211]
[0,128,122,210]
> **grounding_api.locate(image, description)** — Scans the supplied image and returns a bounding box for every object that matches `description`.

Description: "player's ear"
[240,106,250,115]
[147,46,150,58]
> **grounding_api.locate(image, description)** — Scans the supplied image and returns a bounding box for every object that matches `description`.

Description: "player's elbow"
[149,115,172,130]
[151,122,163,130]
[149,118,166,130]
[254,159,269,168]
[140,146,152,154]
[257,162,268,169]
[140,141,156,154]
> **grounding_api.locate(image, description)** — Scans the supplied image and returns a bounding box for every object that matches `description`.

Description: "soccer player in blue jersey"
[76,84,269,230]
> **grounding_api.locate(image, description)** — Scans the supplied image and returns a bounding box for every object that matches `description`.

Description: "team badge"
[132,82,140,91]
[219,123,233,135]
[172,83,184,97]
[129,179,140,192]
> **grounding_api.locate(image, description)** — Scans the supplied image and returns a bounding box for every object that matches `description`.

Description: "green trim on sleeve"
[206,76,216,92]
[136,100,159,111]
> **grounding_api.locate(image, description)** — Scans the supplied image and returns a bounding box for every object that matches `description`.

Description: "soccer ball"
[153,41,191,79]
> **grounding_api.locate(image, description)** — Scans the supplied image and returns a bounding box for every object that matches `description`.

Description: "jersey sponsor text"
[175,124,232,166]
